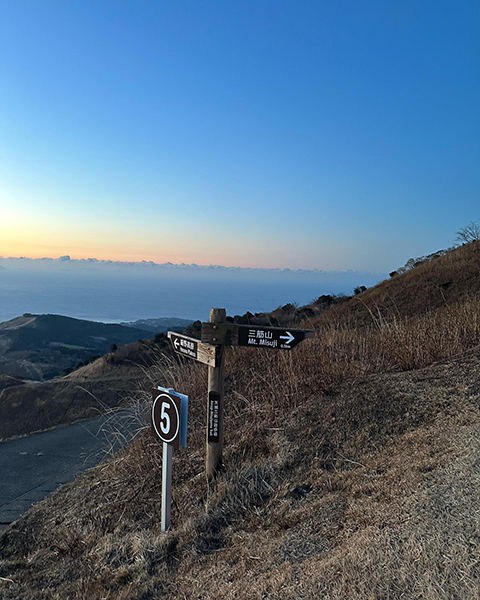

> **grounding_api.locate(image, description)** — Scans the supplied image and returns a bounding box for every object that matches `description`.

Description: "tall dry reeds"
[311,296,480,380]
[129,296,480,447]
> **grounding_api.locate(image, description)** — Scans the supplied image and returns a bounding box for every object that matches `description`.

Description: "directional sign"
[237,326,307,350]
[201,322,314,350]
[168,332,218,367]
[152,389,181,449]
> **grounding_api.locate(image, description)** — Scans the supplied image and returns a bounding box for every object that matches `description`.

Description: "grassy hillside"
[0,314,152,380]
[0,377,139,441]
[0,339,170,441]
[0,243,479,598]
[315,240,480,327]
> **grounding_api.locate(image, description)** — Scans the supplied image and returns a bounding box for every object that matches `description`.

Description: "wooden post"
[206,307,226,478]
[161,442,173,531]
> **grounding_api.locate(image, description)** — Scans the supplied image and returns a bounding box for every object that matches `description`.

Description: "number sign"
[152,390,181,449]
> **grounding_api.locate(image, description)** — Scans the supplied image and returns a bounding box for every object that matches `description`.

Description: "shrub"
[354,285,367,295]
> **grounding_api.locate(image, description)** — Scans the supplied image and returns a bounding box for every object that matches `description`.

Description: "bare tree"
[455,221,480,244]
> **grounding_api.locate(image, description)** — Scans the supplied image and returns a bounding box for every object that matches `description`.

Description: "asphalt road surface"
[0,410,142,529]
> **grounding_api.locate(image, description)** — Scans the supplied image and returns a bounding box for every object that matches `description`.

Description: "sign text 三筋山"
[201,322,314,350]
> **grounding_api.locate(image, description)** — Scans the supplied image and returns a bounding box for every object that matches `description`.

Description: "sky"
[1,0,479,271]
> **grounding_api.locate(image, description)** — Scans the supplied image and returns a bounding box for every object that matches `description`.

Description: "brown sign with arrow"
[201,322,314,349]
[168,331,218,367]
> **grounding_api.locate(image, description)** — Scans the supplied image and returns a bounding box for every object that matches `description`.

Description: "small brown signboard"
[168,331,218,367]
[152,389,181,449]
[237,325,310,350]
[201,322,314,350]
[208,391,220,443]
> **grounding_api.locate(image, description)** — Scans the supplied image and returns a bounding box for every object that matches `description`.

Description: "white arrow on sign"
[174,338,180,350]
[280,331,295,345]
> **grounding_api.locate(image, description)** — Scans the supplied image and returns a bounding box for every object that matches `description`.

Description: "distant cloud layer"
[0,255,387,324]
[0,255,383,276]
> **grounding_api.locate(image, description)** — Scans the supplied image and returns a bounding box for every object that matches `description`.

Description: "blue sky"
[1,0,478,270]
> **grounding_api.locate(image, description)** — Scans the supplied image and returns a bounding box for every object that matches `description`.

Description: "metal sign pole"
[206,308,226,478]
[161,442,173,531]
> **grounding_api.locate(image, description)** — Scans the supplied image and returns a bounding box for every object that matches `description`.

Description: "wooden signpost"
[167,308,314,479]
[205,308,226,478]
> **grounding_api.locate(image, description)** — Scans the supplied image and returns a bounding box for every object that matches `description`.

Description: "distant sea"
[0,261,385,324]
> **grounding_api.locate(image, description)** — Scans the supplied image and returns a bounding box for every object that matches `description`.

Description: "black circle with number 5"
[152,392,180,445]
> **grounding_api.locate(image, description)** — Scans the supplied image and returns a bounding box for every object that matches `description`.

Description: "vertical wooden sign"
[208,391,221,443]
[206,308,226,477]
[167,307,314,481]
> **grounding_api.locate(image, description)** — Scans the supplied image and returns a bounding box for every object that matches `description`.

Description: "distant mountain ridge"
[0,313,153,380]
[120,317,193,332]
[0,313,152,345]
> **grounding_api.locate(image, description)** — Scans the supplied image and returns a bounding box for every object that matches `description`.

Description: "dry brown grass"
[317,240,480,327]
[0,376,141,441]
[313,295,480,377]
[1,243,479,599]
[2,346,479,599]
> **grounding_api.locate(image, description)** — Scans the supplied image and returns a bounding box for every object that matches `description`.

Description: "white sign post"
[152,386,188,532]
[161,442,173,531]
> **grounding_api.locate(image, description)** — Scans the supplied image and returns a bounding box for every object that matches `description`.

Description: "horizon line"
[0,254,386,276]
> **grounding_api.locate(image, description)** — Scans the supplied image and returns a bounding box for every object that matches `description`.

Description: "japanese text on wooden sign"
[168,331,218,367]
[201,322,314,350]
[208,391,220,443]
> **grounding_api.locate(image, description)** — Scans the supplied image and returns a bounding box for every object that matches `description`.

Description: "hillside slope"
[0,337,169,440]
[315,241,480,327]
[1,346,478,598]
[0,376,139,441]
[0,314,151,380]
[0,242,479,598]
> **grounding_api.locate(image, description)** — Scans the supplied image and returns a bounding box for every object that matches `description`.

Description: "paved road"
[0,410,142,529]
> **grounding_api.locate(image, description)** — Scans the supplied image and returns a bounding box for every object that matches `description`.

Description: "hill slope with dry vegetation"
[0,314,153,380]
[0,337,172,441]
[315,240,480,327]
[0,242,479,599]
